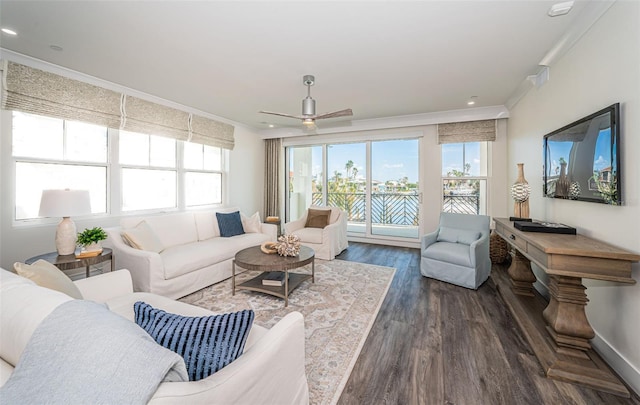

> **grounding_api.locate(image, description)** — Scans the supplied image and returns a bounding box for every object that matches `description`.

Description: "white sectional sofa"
[104,209,277,299]
[0,268,309,404]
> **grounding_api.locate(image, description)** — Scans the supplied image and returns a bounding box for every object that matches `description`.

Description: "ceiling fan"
[259,75,353,128]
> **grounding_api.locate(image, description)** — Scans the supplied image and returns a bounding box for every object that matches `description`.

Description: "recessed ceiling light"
[1,28,17,36]
[268,124,274,128]
[467,96,478,106]
[49,45,63,52]
[548,1,574,17]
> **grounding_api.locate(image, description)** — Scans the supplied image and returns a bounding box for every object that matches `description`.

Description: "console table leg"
[543,275,594,354]
[507,249,536,297]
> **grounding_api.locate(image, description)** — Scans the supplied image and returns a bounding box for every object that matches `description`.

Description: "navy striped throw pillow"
[134,302,254,381]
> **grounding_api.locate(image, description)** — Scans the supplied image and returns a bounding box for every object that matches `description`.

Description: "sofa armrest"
[150,311,309,405]
[284,216,307,234]
[469,232,490,267]
[74,270,134,303]
[421,230,438,252]
[102,228,164,293]
[260,223,278,241]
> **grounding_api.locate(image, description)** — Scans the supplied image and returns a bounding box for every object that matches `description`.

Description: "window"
[184,142,223,207]
[12,112,108,220]
[11,111,226,222]
[119,131,177,211]
[441,142,488,215]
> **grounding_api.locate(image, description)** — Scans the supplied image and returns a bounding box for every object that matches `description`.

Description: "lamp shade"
[39,189,92,218]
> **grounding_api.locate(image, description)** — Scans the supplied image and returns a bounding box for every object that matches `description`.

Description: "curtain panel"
[1,60,234,149]
[263,138,282,219]
[437,119,496,144]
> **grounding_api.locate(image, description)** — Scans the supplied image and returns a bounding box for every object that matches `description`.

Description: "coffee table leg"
[284,270,289,307]
[232,260,236,296]
[312,259,315,283]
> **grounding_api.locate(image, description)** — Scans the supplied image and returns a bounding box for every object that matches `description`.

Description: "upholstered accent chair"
[421,212,491,290]
[284,206,348,260]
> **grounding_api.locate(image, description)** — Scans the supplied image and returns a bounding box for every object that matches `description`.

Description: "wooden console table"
[494,217,639,397]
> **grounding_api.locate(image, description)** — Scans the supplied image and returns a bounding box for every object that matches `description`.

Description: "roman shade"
[1,61,235,149]
[437,119,496,144]
[1,60,121,129]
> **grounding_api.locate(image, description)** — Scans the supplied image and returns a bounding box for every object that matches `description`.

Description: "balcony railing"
[443,194,480,214]
[312,192,480,223]
[313,192,419,225]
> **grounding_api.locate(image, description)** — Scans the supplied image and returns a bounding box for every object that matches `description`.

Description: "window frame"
[441,141,489,215]
[9,111,227,225]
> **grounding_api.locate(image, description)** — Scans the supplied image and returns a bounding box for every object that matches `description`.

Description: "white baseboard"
[591,332,640,396]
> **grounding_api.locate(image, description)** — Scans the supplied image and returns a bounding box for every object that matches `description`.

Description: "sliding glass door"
[370,139,420,238]
[286,138,420,241]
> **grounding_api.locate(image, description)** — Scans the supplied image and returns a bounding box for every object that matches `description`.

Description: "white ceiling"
[0,1,612,136]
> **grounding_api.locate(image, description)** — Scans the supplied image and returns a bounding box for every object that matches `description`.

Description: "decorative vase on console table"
[508,163,535,295]
[510,163,530,219]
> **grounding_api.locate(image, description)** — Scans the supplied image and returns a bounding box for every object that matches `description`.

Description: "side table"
[25,248,114,279]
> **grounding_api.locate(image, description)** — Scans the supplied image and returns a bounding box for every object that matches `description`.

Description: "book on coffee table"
[262,272,287,286]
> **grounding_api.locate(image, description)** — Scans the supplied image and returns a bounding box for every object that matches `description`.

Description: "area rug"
[179,259,395,405]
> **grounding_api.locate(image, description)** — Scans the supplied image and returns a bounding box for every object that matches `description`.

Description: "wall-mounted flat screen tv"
[543,103,621,205]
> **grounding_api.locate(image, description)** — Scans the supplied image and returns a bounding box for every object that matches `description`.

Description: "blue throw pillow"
[216,211,245,237]
[134,302,254,381]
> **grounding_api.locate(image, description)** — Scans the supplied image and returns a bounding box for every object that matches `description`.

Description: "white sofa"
[0,268,309,404]
[104,209,277,299]
[284,206,348,260]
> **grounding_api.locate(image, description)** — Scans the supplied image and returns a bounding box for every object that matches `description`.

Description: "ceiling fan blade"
[259,110,305,120]
[313,108,353,120]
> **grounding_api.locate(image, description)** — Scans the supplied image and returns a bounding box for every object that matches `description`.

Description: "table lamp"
[39,189,92,255]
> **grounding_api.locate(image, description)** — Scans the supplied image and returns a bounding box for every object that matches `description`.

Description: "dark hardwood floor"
[335,242,640,405]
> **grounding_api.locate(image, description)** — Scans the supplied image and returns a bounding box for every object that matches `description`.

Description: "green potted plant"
[76,227,108,252]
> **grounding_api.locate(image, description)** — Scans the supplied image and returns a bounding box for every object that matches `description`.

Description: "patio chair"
[284,206,348,260]
[420,212,491,289]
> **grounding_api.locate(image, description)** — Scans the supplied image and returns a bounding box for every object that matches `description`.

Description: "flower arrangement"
[276,234,301,257]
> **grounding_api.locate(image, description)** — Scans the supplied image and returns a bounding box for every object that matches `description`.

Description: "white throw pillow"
[13,260,83,299]
[121,221,164,253]
[241,212,262,233]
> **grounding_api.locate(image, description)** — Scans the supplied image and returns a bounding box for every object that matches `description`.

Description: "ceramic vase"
[511,163,530,218]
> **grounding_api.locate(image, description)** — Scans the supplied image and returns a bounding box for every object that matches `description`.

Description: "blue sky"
[311,139,420,183]
[304,139,485,183]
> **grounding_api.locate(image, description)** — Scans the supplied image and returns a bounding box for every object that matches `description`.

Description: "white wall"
[507,0,640,392]
[227,125,265,215]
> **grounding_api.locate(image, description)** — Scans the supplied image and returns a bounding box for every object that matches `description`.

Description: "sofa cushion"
[292,227,323,244]
[424,241,472,267]
[121,220,164,253]
[241,212,261,233]
[134,302,254,381]
[216,211,245,237]
[160,233,270,280]
[437,226,480,245]
[194,212,218,240]
[145,213,198,249]
[13,260,83,299]
[305,208,331,229]
[0,269,73,367]
[310,205,340,224]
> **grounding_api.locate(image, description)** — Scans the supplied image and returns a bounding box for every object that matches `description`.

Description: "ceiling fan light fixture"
[302,118,315,126]
[302,97,316,116]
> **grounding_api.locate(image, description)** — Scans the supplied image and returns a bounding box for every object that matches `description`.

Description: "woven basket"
[490,232,509,264]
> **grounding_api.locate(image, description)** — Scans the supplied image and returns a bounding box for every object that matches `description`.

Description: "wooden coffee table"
[232,245,315,307]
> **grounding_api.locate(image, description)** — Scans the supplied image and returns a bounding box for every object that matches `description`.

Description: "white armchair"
[284,206,348,260]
